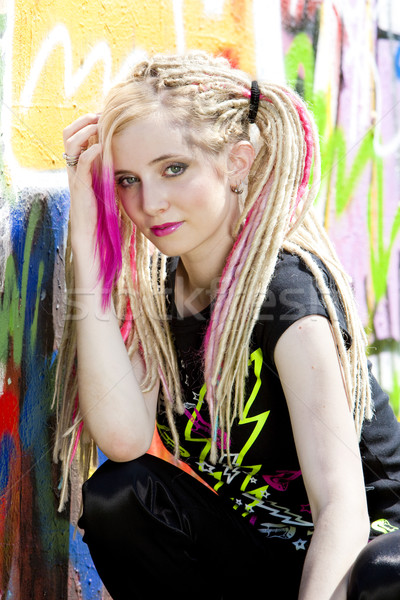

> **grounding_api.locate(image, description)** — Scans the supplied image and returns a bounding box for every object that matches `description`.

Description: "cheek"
[119,193,140,223]
[188,179,230,212]
[120,196,129,215]
[204,185,235,219]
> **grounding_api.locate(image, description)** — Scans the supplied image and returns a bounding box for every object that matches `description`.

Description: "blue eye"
[164,163,187,177]
[117,175,139,188]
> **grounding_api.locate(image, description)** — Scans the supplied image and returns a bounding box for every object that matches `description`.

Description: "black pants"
[78,454,400,600]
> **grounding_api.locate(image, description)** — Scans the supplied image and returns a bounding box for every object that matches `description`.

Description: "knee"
[78,455,150,536]
[347,531,400,600]
[82,452,160,499]
[78,454,191,548]
[78,454,178,533]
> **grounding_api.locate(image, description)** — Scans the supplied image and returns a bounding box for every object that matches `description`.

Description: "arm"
[74,271,159,461]
[63,115,158,461]
[274,315,370,600]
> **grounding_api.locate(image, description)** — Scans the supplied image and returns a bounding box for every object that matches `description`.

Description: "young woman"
[55,51,400,599]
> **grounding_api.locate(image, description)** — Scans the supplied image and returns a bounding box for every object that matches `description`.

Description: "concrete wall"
[0,0,399,597]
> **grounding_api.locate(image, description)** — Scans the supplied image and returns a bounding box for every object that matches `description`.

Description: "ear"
[228,140,255,183]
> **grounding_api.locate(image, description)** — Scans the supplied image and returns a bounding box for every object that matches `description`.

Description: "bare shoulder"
[274,314,340,376]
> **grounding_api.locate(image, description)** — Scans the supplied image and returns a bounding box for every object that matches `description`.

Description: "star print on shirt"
[293,539,307,551]
[184,401,197,410]
[196,461,215,474]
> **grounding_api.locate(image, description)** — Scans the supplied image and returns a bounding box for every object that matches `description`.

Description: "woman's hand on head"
[63,113,102,250]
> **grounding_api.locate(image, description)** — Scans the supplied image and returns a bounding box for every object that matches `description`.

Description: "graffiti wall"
[0,0,399,597]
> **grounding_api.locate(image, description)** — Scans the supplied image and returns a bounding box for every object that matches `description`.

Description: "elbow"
[349,500,371,540]
[359,508,371,541]
[99,427,153,463]
[315,499,370,545]
[350,507,371,545]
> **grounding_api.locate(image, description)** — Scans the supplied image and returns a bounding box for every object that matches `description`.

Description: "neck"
[174,237,233,317]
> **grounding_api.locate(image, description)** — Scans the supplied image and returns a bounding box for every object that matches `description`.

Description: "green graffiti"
[285,33,375,215]
[327,128,375,216]
[0,202,43,365]
[30,259,45,353]
[367,152,400,316]
[319,120,400,320]
[284,32,315,104]
[285,32,400,327]
[390,370,400,416]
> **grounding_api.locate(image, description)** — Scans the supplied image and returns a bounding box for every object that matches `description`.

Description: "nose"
[140,180,169,216]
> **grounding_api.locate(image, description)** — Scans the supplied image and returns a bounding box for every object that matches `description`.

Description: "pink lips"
[150,221,184,237]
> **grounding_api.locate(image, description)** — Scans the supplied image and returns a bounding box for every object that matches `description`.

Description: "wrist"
[72,246,101,290]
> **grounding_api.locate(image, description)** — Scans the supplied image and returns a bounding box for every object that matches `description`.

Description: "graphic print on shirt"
[157,347,313,549]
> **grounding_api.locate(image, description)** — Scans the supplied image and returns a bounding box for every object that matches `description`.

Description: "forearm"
[275,317,371,598]
[73,250,156,461]
[61,117,156,459]
[299,506,369,600]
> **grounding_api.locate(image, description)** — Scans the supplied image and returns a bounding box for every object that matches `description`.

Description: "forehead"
[112,114,192,161]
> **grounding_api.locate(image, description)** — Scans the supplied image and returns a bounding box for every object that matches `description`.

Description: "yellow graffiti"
[183,0,255,72]
[11,0,256,171]
[12,0,176,170]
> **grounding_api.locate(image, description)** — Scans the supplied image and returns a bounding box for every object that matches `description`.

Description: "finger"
[64,123,99,157]
[67,143,102,181]
[63,113,100,144]
[77,143,102,168]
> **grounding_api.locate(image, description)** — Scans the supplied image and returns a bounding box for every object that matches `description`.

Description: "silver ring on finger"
[62,152,81,167]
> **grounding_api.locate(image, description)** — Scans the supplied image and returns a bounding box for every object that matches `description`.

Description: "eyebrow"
[114,154,188,177]
[149,154,178,165]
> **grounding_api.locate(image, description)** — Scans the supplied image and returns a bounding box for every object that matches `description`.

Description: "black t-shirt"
[156,251,400,553]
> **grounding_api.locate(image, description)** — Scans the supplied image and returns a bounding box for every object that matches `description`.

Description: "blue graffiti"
[0,432,16,494]
[69,525,104,599]
[395,42,400,78]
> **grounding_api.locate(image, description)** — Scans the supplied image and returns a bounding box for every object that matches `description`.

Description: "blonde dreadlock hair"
[53,50,372,510]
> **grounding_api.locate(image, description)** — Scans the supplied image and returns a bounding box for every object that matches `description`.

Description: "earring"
[230,181,243,194]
